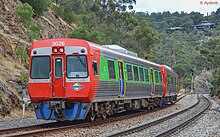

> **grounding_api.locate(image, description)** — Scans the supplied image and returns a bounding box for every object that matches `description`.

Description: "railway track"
[107,94,211,137]
[0,94,186,137]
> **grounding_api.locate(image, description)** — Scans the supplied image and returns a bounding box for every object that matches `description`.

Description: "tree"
[134,20,158,58]
[68,25,104,44]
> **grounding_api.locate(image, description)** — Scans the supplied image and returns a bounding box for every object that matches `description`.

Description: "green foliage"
[59,0,157,55]
[64,11,77,23]
[21,72,28,84]
[213,68,220,94]
[134,20,158,58]
[183,77,191,89]
[26,24,42,42]
[68,25,104,44]
[15,47,29,69]
[54,6,65,18]
[15,3,34,26]
[22,0,52,16]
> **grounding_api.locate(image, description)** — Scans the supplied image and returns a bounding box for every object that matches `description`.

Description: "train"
[28,38,179,121]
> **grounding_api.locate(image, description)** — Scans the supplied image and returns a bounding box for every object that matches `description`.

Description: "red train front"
[28,38,98,120]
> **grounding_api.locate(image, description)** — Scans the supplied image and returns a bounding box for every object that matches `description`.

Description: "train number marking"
[52,41,65,46]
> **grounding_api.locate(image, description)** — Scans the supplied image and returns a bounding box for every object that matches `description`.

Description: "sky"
[132,0,220,15]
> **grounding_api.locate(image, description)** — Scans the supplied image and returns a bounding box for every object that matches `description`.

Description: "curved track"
[107,94,211,137]
[0,94,186,137]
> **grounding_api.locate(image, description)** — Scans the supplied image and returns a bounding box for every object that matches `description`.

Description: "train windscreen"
[30,56,50,79]
[66,55,88,78]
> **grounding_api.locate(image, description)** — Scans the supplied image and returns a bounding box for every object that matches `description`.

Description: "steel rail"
[107,94,200,137]
[155,95,211,137]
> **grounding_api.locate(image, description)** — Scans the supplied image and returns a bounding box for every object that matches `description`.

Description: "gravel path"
[173,94,220,137]
[45,94,198,137]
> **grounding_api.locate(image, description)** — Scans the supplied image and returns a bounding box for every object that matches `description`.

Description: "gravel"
[0,118,54,130]
[128,94,208,137]
[173,94,220,137]
[45,94,199,137]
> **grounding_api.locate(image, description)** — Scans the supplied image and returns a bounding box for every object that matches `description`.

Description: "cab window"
[66,56,88,78]
[31,56,50,79]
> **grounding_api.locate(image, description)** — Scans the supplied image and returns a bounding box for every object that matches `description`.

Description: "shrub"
[21,72,28,84]
[15,47,29,64]
[26,24,42,42]
[64,11,76,23]
[15,3,34,26]
[54,6,65,19]
[22,0,52,16]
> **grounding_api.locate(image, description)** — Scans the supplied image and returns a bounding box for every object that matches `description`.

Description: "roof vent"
[102,45,138,57]
[102,45,127,54]
[162,65,172,70]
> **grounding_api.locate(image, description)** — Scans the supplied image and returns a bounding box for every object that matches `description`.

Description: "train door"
[52,55,65,97]
[118,60,126,96]
[169,75,172,94]
[150,68,155,95]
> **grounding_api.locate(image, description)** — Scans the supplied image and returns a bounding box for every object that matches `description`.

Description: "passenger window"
[145,68,149,82]
[159,72,162,83]
[139,67,144,82]
[93,61,99,75]
[173,77,176,85]
[155,71,159,83]
[108,60,116,79]
[171,77,173,84]
[133,66,139,81]
[127,64,133,81]
[167,76,169,84]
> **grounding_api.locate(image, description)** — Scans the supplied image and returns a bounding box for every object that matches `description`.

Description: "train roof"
[88,42,161,68]
[31,38,176,74]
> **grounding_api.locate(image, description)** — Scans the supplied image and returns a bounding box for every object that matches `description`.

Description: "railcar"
[28,38,178,121]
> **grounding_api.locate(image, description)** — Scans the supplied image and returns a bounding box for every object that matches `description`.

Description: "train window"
[55,58,63,78]
[92,61,99,75]
[66,56,88,78]
[126,64,133,81]
[139,67,144,82]
[173,77,176,85]
[133,66,139,81]
[145,68,149,82]
[108,60,116,79]
[171,77,173,85]
[30,56,50,79]
[158,72,162,83]
[167,76,169,84]
[155,71,159,83]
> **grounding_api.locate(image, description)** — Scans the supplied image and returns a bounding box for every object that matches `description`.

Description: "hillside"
[0,0,74,119]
